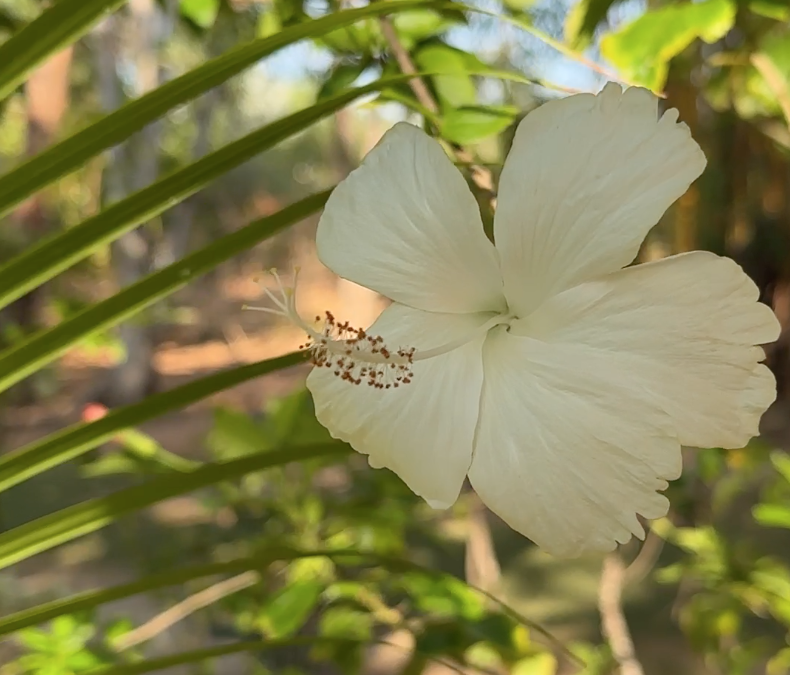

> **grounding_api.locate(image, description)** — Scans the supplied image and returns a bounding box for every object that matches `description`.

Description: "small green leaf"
[0,548,363,637]
[768,647,790,675]
[207,407,270,460]
[77,638,366,675]
[512,653,558,675]
[564,0,618,49]
[179,0,221,28]
[259,580,324,638]
[257,8,282,38]
[503,0,537,10]
[319,606,373,640]
[392,8,462,47]
[414,42,480,109]
[441,106,517,144]
[318,62,369,101]
[750,0,790,21]
[771,451,790,486]
[754,503,790,529]
[320,20,381,54]
[600,0,736,91]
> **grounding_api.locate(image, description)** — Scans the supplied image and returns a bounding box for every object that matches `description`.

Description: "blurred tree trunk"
[158,84,218,268]
[93,0,170,406]
[3,47,73,400]
[665,61,700,254]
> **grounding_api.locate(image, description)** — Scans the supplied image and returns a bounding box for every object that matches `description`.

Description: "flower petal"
[512,251,780,450]
[494,82,707,316]
[469,326,680,558]
[316,122,505,314]
[307,303,491,508]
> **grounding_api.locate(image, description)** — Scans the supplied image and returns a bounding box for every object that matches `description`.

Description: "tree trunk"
[92,0,169,406]
[3,47,73,401]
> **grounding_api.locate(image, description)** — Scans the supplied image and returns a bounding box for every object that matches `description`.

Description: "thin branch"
[378,16,438,116]
[464,497,501,594]
[625,528,664,586]
[114,571,260,651]
[751,52,790,130]
[377,16,495,202]
[598,552,645,675]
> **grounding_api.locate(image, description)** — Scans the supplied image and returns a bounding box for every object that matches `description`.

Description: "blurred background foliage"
[0,0,789,674]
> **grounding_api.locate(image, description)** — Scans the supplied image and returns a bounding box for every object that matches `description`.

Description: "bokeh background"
[1,0,790,674]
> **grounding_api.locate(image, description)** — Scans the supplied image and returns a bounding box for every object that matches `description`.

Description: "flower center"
[245,269,511,388]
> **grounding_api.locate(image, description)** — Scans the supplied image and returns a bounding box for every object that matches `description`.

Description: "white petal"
[513,251,780,450]
[316,122,505,314]
[494,82,707,316]
[469,326,679,558]
[307,303,491,508]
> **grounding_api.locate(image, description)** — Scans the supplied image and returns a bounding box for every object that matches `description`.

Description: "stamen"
[245,269,416,389]
[244,269,513,389]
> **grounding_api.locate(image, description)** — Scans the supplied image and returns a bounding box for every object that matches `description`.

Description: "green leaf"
[750,0,790,21]
[564,0,619,49]
[392,8,463,48]
[0,190,330,393]
[0,444,350,570]
[414,42,479,109]
[441,106,517,144]
[0,548,368,636]
[179,0,221,28]
[207,407,271,460]
[512,653,558,675]
[257,8,282,38]
[76,638,366,675]
[768,647,790,675]
[0,77,400,314]
[600,0,736,91]
[753,503,790,529]
[319,606,373,641]
[0,0,126,102]
[260,388,332,447]
[0,0,448,220]
[0,352,304,493]
[503,0,537,9]
[319,20,382,54]
[771,451,790,485]
[259,579,324,638]
[318,62,369,100]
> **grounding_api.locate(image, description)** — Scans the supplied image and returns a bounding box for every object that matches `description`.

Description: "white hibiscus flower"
[259,82,780,557]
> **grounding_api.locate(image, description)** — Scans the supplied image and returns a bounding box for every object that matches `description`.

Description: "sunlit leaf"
[258,579,324,638]
[753,503,790,529]
[179,0,221,28]
[441,106,518,144]
[600,0,736,91]
[564,0,619,49]
[750,0,790,21]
